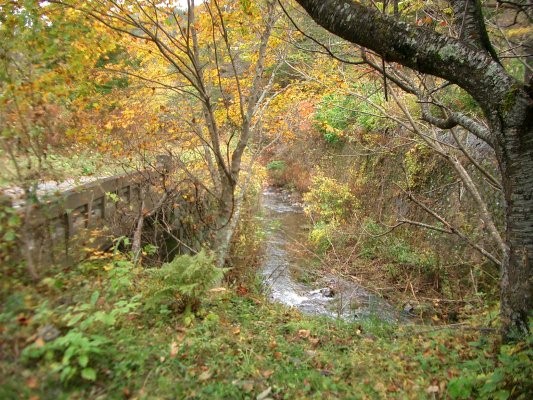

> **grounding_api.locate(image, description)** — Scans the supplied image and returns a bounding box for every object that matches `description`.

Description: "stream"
[260,188,402,322]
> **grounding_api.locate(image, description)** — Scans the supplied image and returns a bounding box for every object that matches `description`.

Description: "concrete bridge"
[2,158,205,276]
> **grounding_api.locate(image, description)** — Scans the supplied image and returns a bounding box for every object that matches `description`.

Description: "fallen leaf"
[170,341,179,358]
[209,287,227,293]
[122,387,131,398]
[261,369,274,379]
[426,385,439,394]
[387,383,398,392]
[297,329,310,339]
[373,382,386,393]
[233,380,255,393]
[256,386,272,400]
[34,338,45,348]
[26,376,39,389]
[273,351,282,360]
[243,381,254,392]
[198,370,213,381]
[17,314,30,326]
[305,350,317,358]
[236,285,248,296]
[233,327,241,335]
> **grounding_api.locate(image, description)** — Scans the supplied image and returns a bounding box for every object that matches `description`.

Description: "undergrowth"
[0,252,531,399]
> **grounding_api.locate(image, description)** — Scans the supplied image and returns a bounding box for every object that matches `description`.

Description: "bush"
[142,250,226,315]
[266,160,286,171]
[266,160,288,187]
[304,173,357,223]
[314,93,358,144]
[308,221,337,254]
[360,218,437,269]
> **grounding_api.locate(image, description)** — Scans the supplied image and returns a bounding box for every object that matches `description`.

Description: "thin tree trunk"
[132,198,145,265]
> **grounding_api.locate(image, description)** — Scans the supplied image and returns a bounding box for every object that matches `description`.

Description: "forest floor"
[1,253,531,400]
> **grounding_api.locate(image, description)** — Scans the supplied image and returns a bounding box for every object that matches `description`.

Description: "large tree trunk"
[495,94,533,339]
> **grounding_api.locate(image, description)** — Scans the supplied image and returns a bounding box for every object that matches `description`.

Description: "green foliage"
[304,173,357,223]
[266,160,286,171]
[353,90,393,133]
[0,203,20,262]
[360,218,437,269]
[23,329,108,383]
[439,85,480,114]
[2,252,532,399]
[317,81,395,134]
[22,289,141,383]
[107,258,135,294]
[314,93,358,143]
[304,173,357,252]
[404,142,434,189]
[308,221,336,254]
[143,250,226,315]
[227,182,267,286]
[447,329,533,399]
[266,160,287,186]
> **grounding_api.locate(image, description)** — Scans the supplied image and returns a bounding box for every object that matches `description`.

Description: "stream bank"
[260,187,403,322]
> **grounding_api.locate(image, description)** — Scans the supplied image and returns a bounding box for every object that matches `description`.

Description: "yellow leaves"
[506,26,533,38]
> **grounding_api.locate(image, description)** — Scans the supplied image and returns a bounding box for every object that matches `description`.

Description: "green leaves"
[314,93,357,144]
[78,354,89,368]
[447,376,474,399]
[81,367,97,381]
[90,290,100,306]
[143,250,226,314]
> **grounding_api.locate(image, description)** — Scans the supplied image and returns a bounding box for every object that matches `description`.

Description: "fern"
[143,250,226,314]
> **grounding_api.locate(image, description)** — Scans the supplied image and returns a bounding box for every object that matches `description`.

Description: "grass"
[0,254,531,400]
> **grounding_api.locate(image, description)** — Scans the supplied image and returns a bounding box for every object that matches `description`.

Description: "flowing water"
[260,188,402,322]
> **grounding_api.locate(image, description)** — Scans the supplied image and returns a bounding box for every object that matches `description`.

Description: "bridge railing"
[7,167,167,275]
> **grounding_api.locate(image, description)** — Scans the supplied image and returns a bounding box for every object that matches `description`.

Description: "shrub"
[308,221,337,253]
[266,160,288,187]
[22,289,141,383]
[142,250,226,315]
[314,93,358,144]
[266,160,286,171]
[304,173,357,223]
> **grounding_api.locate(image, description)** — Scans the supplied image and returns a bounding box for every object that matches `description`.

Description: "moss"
[437,44,457,62]
[501,84,520,115]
